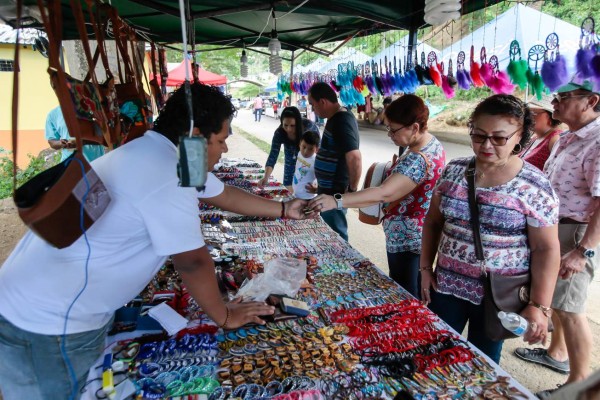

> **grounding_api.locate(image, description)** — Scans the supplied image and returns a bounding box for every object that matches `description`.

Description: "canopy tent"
[2,0,503,56]
[438,4,582,75]
[155,58,227,86]
[295,49,371,74]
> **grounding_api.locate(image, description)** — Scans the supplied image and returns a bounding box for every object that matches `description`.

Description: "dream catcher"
[480,48,514,94]
[354,64,370,97]
[456,51,471,90]
[527,43,547,100]
[576,16,600,83]
[427,51,442,87]
[469,45,484,87]
[415,50,434,85]
[441,60,457,98]
[507,40,529,90]
[382,56,394,95]
[364,61,376,95]
[373,61,385,95]
[393,56,407,93]
[403,52,420,93]
[328,68,340,92]
[541,33,569,92]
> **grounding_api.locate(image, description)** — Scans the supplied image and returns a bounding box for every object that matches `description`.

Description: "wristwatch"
[577,244,596,259]
[333,193,343,210]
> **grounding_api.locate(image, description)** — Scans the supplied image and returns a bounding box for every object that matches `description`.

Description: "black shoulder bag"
[466,157,531,341]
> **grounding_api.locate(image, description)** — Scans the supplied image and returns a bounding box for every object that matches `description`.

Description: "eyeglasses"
[385,125,405,134]
[469,126,521,146]
[552,93,591,103]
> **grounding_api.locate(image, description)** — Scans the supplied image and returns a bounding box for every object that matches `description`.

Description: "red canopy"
[155,59,227,87]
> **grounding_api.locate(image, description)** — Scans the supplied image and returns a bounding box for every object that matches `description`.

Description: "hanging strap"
[11,0,22,192]
[466,157,486,265]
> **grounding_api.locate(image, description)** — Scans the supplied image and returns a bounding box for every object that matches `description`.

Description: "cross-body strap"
[466,156,485,262]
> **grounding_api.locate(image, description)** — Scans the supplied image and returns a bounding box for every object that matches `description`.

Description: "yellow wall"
[0,43,59,168]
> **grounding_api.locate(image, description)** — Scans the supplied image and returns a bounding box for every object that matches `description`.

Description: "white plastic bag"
[234,257,306,302]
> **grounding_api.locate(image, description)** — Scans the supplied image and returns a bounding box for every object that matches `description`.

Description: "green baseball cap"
[556,79,600,95]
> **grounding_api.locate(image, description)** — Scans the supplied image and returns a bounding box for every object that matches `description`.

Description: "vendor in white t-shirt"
[0,83,312,400]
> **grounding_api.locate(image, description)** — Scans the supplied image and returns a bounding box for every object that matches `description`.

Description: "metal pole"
[407,24,418,69]
[290,50,295,106]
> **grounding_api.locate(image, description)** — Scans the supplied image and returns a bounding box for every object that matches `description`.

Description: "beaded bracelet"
[218,306,231,329]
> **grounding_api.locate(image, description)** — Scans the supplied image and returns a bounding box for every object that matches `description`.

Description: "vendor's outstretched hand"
[284,198,315,219]
[226,297,275,328]
[258,176,269,187]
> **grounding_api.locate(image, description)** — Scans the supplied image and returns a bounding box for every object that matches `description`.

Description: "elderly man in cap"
[520,95,562,171]
[514,80,600,397]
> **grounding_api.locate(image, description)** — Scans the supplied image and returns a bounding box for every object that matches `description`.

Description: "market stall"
[81,158,534,400]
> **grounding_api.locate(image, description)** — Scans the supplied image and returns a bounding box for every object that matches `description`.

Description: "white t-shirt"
[0,131,224,335]
[293,152,317,200]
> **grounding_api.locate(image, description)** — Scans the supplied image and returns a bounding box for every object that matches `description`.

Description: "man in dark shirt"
[308,82,362,241]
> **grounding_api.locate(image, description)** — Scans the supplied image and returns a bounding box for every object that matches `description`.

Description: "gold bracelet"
[218,305,231,329]
[528,300,552,317]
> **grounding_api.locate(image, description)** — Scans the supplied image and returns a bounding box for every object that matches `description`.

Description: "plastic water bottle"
[498,311,529,336]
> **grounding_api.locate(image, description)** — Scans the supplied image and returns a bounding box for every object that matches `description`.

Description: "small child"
[293,131,320,200]
[273,101,279,119]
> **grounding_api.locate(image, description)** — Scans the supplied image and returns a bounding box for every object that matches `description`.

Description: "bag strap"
[11,0,22,193]
[466,156,486,267]
[37,0,84,152]
[383,150,431,214]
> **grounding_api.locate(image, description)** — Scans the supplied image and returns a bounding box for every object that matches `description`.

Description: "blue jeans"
[254,108,262,121]
[321,209,348,241]
[0,314,111,400]
[429,290,504,364]
[387,251,421,299]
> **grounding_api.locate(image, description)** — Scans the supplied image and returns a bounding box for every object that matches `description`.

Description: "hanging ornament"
[469,45,484,87]
[527,44,547,100]
[427,51,442,87]
[541,33,569,92]
[506,40,529,90]
[576,16,598,81]
[456,51,471,90]
[415,50,434,85]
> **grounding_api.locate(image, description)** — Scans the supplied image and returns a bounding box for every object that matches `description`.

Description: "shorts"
[551,223,599,314]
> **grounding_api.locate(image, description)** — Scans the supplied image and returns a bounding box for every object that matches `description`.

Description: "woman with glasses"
[520,96,562,171]
[420,94,560,363]
[308,95,446,297]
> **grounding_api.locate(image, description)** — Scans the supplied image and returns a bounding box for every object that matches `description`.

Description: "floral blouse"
[383,137,445,253]
[434,157,559,304]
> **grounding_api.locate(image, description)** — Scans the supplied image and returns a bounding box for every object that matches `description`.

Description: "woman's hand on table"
[307,194,336,213]
[258,176,269,187]
[521,305,549,345]
[284,199,317,219]
[226,297,275,328]
[420,269,437,306]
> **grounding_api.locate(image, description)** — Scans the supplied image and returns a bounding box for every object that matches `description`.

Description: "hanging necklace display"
[541,33,569,91]
[576,16,598,80]
[527,43,547,100]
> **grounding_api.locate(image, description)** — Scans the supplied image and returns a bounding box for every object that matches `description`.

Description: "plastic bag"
[234,258,306,302]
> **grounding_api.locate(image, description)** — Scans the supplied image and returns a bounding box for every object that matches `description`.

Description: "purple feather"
[456,69,471,90]
[591,53,600,81]
[541,54,569,92]
[576,48,596,79]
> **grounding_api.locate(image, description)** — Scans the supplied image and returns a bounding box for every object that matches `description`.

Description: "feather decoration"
[374,76,385,95]
[576,47,596,79]
[429,64,442,87]
[527,70,545,100]
[479,63,494,87]
[456,69,471,90]
[470,60,484,87]
[490,70,515,94]
[365,74,376,95]
[590,53,600,81]
[541,54,569,92]
[507,59,529,89]
[441,75,455,98]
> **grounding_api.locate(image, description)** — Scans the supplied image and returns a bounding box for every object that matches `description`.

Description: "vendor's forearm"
[207,185,281,218]
[173,249,228,326]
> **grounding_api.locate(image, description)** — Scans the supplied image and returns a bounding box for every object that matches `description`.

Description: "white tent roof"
[0,23,46,45]
[295,48,370,74]
[438,4,581,74]
[371,36,439,71]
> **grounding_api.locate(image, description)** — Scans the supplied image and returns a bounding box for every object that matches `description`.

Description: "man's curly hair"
[153,83,235,145]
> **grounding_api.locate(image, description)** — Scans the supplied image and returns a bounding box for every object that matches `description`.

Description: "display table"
[82,158,535,400]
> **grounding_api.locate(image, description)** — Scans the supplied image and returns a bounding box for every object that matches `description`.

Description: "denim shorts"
[0,313,111,400]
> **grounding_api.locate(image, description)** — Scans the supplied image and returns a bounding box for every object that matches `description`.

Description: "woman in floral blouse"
[420,94,561,363]
[308,95,446,297]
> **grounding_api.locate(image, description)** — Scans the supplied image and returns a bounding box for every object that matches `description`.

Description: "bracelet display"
[527,300,552,317]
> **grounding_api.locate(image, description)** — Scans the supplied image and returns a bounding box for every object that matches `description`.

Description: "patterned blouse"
[434,157,559,305]
[383,137,446,253]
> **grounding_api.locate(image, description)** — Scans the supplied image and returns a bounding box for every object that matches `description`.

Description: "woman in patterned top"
[420,94,561,363]
[308,95,446,297]
[259,107,319,190]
